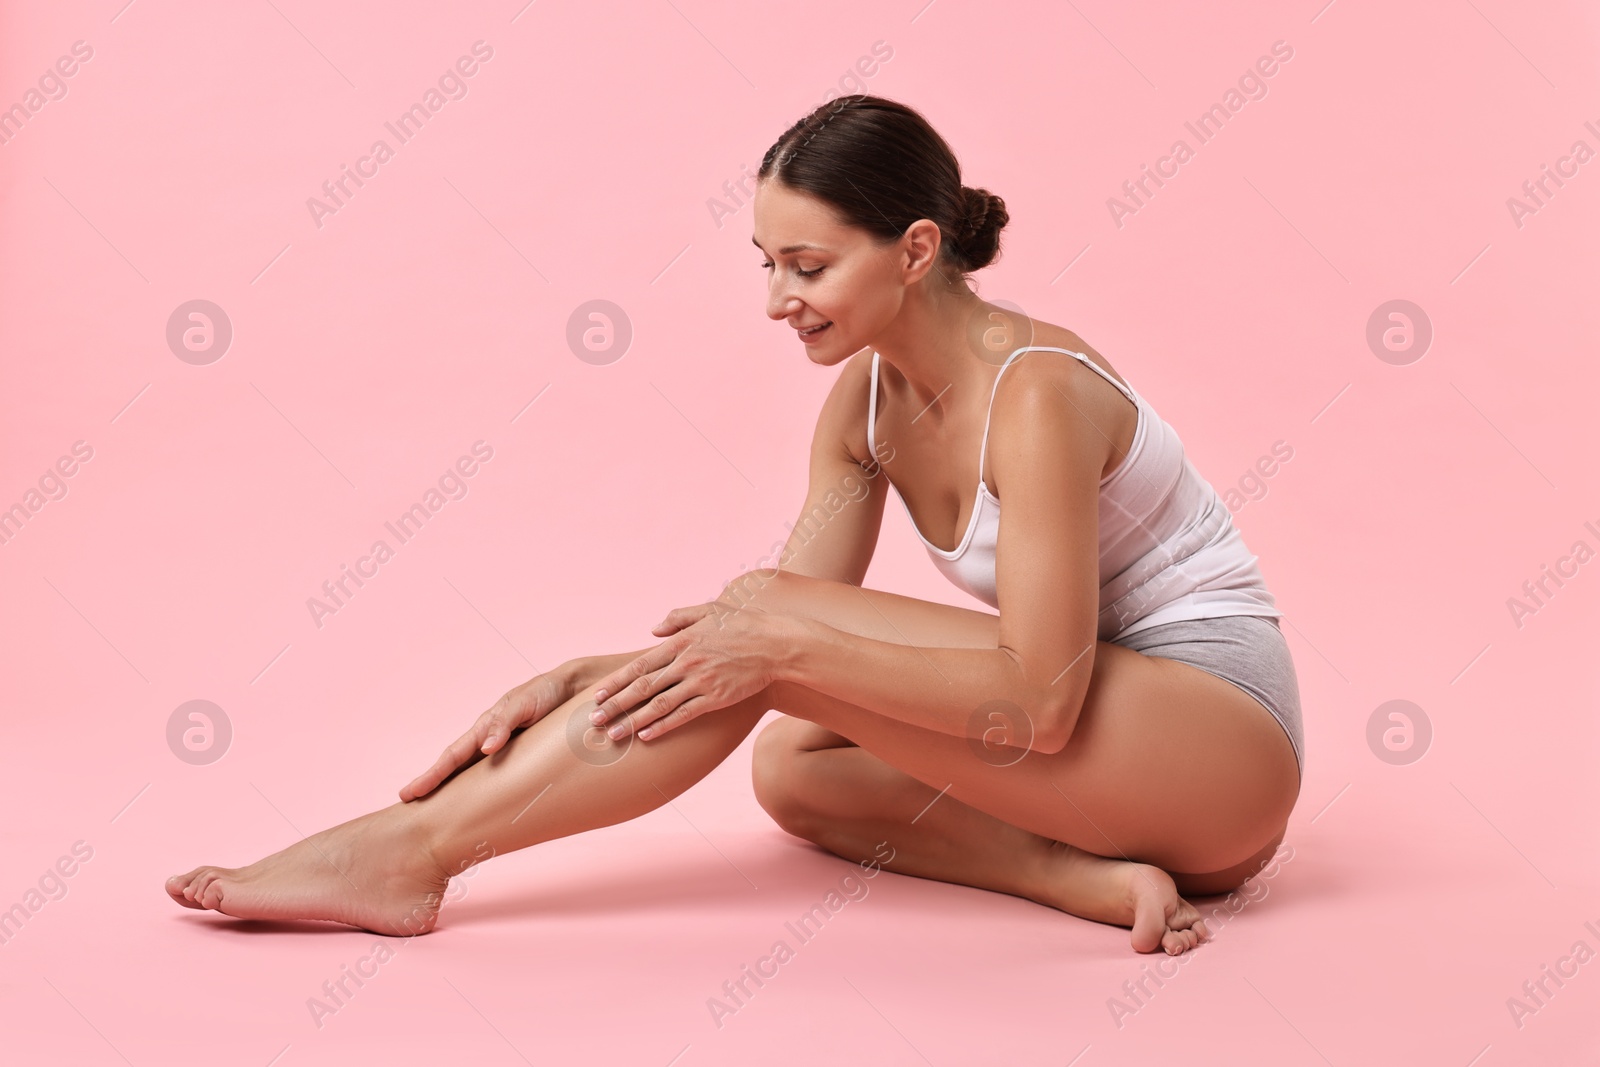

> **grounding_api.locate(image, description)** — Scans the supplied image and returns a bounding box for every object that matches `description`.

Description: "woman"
[167,95,1303,956]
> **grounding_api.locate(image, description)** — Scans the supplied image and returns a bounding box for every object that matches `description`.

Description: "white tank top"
[867,346,1283,642]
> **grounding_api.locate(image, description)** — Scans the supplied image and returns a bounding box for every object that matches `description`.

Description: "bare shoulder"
[984,329,1132,489]
[1012,327,1129,392]
[811,347,878,467]
[988,331,1099,403]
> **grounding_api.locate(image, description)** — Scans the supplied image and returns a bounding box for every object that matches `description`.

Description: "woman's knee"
[751,716,802,805]
[721,567,791,613]
[750,715,838,833]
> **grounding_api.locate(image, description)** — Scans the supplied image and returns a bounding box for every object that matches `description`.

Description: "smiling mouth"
[798,322,832,336]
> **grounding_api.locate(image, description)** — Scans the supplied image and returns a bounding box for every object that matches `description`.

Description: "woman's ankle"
[377,800,476,884]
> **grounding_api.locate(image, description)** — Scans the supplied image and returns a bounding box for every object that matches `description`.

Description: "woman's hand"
[399,666,578,802]
[589,600,789,741]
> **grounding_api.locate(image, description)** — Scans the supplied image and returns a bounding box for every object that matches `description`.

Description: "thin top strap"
[867,351,880,456]
[977,346,1136,485]
[871,345,1133,487]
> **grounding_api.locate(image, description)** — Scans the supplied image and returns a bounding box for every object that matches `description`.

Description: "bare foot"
[165,805,453,936]
[1034,841,1211,955]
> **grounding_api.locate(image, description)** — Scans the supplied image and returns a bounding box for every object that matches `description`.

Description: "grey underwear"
[1112,614,1305,782]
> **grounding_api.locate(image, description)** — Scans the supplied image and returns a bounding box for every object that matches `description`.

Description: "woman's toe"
[195,871,229,909]
[186,868,221,908]
[166,872,205,909]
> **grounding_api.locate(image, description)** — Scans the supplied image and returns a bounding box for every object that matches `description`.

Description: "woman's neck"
[871,293,1031,420]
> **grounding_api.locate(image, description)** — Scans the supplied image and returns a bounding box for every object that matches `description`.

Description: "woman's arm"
[591,356,1114,751]
[781,617,1082,753]
[777,357,1114,755]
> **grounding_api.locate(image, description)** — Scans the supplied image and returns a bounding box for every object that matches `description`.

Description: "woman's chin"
[801,337,860,366]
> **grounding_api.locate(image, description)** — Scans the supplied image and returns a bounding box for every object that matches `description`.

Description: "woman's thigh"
[743,571,1299,873]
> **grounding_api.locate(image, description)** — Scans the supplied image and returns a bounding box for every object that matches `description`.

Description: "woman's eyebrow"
[751,236,829,255]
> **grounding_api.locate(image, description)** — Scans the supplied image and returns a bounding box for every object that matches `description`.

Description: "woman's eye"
[758,261,825,278]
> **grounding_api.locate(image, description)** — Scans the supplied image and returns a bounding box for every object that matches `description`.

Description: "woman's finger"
[606,674,695,738]
[592,667,657,724]
[592,640,683,721]
[400,723,490,801]
[479,691,536,754]
[635,695,712,740]
[651,602,717,637]
[650,608,684,636]
[591,648,663,712]
[400,692,521,801]
[596,662,677,733]
[603,690,669,738]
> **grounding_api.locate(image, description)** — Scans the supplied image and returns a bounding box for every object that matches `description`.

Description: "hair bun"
[958,187,990,240]
[955,186,1009,271]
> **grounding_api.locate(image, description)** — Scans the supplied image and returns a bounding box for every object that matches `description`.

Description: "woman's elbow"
[1035,693,1082,754]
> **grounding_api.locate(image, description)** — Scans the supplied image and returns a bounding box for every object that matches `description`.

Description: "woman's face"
[752,179,904,366]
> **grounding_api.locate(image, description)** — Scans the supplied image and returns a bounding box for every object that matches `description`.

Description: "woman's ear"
[899,218,945,283]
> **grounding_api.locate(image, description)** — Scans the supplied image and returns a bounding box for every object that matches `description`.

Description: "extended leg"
[166,684,772,934]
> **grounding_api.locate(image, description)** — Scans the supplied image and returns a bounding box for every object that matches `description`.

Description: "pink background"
[3,0,1598,1062]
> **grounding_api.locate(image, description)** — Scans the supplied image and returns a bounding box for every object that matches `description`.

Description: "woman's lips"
[798,322,832,342]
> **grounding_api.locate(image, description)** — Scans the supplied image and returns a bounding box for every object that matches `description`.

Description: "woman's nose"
[766,279,800,320]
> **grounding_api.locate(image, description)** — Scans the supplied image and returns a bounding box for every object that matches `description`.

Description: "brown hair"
[757,94,1010,276]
